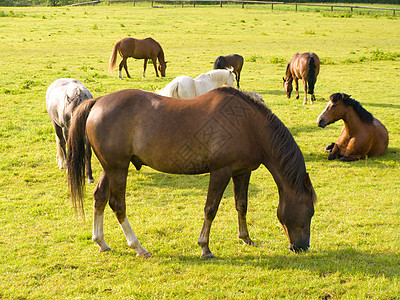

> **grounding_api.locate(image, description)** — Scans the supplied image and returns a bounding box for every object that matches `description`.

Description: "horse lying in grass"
[213,54,244,88]
[317,93,389,161]
[283,52,320,105]
[157,69,235,98]
[109,37,167,79]
[46,78,94,183]
[67,87,316,258]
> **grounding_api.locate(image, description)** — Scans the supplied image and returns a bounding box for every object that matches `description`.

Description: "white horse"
[158,68,236,98]
[46,78,94,183]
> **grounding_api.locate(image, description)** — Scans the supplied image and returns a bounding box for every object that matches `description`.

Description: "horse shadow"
[303,147,400,166]
[366,102,400,110]
[111,247,399,280]
[128,168,261,199]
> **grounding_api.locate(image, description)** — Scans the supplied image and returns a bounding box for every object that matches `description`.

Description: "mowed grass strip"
[0,3,399,299]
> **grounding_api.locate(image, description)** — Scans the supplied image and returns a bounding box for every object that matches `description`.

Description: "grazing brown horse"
[67,87,316,258]
[317,93,389,161]
[213,54,244,88]
[109,37,167,79]
[283,52,320,105]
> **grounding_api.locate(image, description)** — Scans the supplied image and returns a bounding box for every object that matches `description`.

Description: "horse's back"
[158,76,195,98]
[46,78,92,125]
[214,54,243,70]
[86,88,263,174]
[121,37,162,58]
[370,118,389,156]
[291,52,320,78]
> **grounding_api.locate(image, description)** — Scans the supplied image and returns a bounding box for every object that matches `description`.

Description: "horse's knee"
[204,206,218,221]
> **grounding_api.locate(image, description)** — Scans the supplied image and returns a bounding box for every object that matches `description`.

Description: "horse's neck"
[342,108,363,135]
[157,50,165,63]
[259,114,306,192]
[210,71,228,86]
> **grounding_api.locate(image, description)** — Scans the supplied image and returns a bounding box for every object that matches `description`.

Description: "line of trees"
[0,0,399,6]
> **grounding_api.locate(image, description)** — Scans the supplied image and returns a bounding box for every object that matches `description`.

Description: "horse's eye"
[331,104,336,108]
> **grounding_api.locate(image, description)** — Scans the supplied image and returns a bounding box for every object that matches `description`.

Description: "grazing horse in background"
[67,87,316,258]
[213,54,244,88]
[317,93,389,161]
[109,37,167,79]
[157,69,236,98]
[283,52,320,105]
[46,78,94,183]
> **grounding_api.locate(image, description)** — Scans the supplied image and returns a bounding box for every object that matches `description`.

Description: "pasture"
[0,3,399,298]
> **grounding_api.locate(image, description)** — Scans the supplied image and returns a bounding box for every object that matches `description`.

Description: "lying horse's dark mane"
[233,88,307,193]
[332,93,374,124]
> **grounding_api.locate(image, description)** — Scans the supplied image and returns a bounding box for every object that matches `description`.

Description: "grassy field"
[0,3,399,299]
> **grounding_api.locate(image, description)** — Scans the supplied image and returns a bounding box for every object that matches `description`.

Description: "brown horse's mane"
[285,63,291,78]
[227,88,308,193]
[331,93,374,124]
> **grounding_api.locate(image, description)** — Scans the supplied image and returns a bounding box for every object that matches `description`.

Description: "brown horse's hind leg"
[92,171,112,252]
[233,172,255,246]
[85,137,94,184]
[302,78,308,105]
[107,168,150,258]
[198,168,231,258]
[119,58,131,79]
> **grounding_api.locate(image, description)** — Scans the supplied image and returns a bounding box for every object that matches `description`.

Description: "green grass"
[0,3,400,299]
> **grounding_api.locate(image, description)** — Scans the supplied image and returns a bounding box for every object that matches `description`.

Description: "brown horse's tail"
[307,56,316,95]
[109,41,121,74]
[67,98,98,217]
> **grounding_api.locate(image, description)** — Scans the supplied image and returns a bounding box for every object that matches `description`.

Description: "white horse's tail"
[158,80,180,98]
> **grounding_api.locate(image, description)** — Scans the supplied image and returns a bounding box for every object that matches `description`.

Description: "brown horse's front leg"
[142,59,148,78]
[328,143,341,160]
[236,71,241,88]
[151,57,159,77]
[233,172,255,246]
[293,78,298,99]
[324,142,335,153]
[198,168,231,258]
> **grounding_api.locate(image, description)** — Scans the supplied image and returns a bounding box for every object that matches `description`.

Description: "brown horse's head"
[317,93,351,128]
[283,77,293,99]
[158,61,167,77]
[277,173,316,253]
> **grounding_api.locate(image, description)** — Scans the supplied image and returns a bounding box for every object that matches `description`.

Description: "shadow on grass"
[303,147,400,166]
[155,248,400,279]
[132,170,262,199]
[366,102,400,110]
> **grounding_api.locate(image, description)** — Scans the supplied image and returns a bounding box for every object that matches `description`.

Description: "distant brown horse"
[109,37,167,79]
[67,87,316,258]
[213,54,244,88]
[283,52,320,105]
[317,93,389,161]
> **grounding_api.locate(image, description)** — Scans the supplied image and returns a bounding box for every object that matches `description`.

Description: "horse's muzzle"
[289,243,309,253]
[317,117,327,128]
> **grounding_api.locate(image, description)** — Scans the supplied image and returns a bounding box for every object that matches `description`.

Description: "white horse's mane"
[158,69,235,99]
